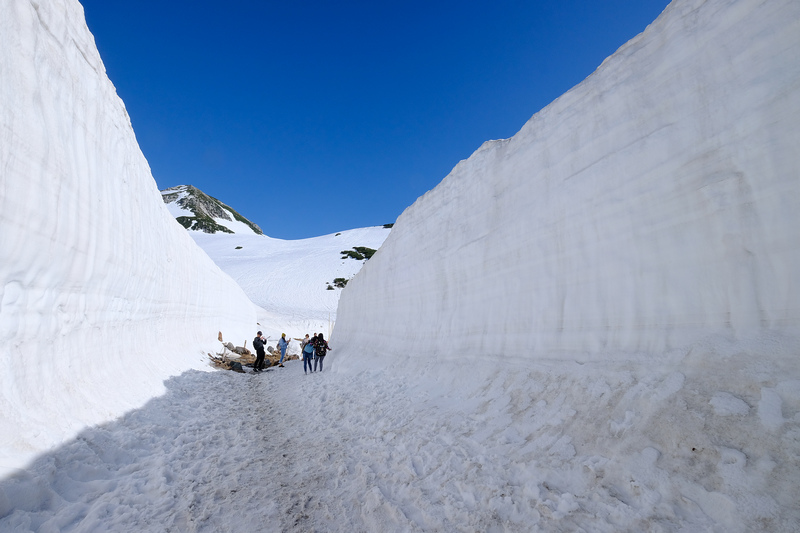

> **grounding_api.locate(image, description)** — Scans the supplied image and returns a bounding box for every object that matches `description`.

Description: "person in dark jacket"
[253,331,266,372]
[313,333,332,373]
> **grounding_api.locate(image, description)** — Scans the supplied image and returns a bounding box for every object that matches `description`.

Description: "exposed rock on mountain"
[161,185,263,235]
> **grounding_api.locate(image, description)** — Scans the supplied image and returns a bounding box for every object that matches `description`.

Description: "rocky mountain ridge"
[161,185,263,235]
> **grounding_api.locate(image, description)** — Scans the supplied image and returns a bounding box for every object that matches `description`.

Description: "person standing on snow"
[301,334,314,374]
[253,331,267,372]
[277,333,290,367]
[310,333,319,369]
[313,333,332,372]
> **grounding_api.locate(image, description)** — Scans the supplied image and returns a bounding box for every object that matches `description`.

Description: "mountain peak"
[161,185,263,235]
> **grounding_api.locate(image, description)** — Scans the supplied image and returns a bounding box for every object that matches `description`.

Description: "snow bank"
[333,0,800,529]
[0,0,256,477]
[335,0,800,363]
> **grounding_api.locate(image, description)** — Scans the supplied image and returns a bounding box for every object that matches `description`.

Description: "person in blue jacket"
[301,334,314,374]
[277,333,290,367]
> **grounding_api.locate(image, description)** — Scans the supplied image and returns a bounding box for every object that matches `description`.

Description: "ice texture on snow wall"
[334,0,800,363]
[0,0,256,475]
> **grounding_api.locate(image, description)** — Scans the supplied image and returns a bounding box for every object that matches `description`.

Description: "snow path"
[3,354,798,532]
[0,365,484,533]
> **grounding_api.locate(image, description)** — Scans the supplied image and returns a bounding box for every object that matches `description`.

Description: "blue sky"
[81,0,670,240]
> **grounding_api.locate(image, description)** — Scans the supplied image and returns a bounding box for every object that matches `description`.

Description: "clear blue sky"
[81,0,670,240]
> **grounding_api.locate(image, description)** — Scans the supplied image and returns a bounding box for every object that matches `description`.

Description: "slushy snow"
[2,0,800,531]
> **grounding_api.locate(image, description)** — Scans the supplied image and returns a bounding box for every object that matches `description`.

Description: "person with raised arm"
[300,334,314,374]
[277,333,290,367]
[252,331,267,373]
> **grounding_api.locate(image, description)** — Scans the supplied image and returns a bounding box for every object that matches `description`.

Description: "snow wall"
[0,0,256,476]
[333,0,800,528]
[335,0,800,363]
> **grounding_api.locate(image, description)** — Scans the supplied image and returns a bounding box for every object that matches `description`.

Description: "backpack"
[315,340,328,357]
[253,336,264,351]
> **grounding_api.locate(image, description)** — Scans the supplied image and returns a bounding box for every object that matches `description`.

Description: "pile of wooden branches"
[209,332,254,373]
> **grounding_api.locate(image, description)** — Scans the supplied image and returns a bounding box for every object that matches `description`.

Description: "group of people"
[251,331,331,373]
[299,333,331,374]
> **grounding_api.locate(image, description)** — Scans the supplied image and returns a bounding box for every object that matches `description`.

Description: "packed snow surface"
[2,0,800,531]
[2,356,799,531]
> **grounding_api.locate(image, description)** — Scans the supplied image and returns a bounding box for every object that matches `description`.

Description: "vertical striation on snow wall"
[334,0,800,365]
[0,0,256,476]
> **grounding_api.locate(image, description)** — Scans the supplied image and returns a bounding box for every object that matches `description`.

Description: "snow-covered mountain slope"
[191,226,390,341]
[161,185,263,235]
[161,185,391,340]
[0,0,256,477]
[332,0,800,528]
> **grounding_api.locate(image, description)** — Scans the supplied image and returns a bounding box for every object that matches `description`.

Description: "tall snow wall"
[0,0,256,476]
[334,0,800,365]
[333,3,800,525]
